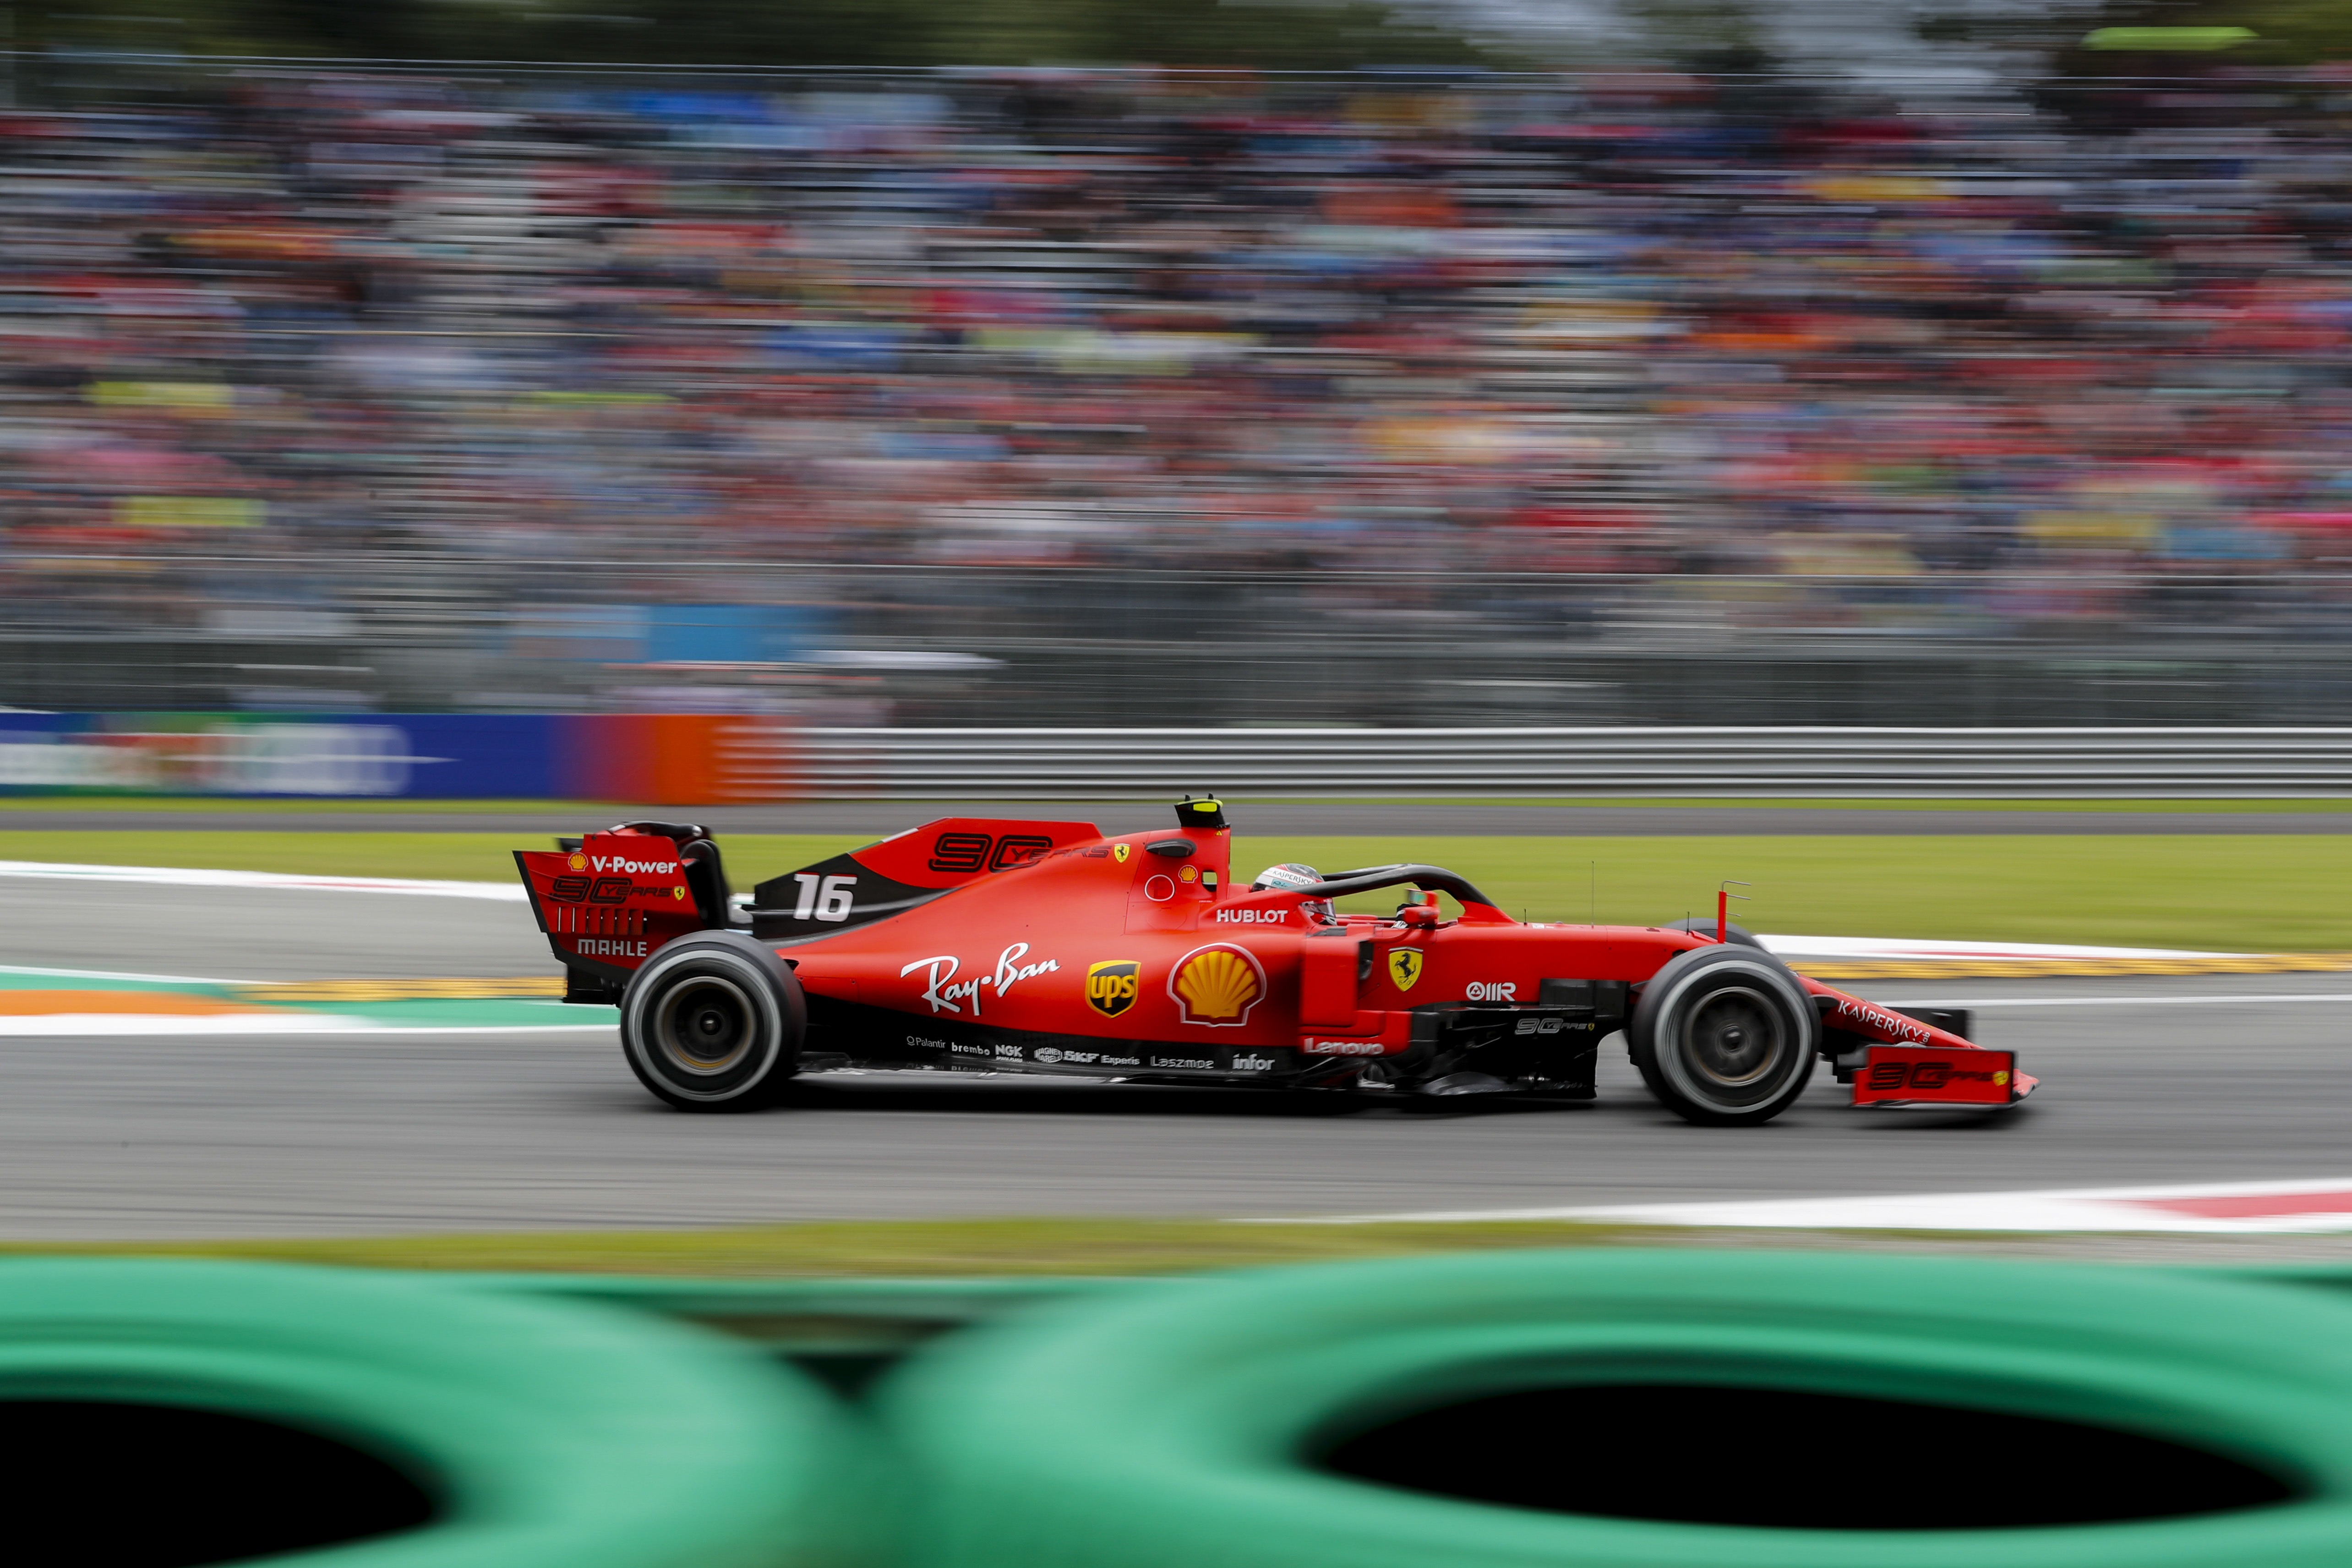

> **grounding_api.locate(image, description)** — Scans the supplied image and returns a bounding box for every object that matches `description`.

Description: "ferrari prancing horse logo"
[1114,844,1130,863]
[1386,949,1424,992]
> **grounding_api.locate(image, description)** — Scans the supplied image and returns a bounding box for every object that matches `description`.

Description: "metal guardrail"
[775,727,2352,798]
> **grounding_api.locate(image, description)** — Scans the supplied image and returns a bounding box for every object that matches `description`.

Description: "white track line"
[1763,933,2243,961]
[0,1014,352,1037]
[0,963,613,1036]
[0,861,522,901]
[0,1017,612,1037]
[0,961,243,986]
[1249,1175,2352,1234]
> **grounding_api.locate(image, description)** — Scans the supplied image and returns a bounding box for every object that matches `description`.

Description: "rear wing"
[516,826,715,998]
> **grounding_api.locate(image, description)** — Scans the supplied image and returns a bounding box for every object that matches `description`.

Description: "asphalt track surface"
[9,803,2352,836]
[2,878,2350,1239]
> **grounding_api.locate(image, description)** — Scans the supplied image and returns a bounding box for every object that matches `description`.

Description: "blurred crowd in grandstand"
[6,60,2352,714]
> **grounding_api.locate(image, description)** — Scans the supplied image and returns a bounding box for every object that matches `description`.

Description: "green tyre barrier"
[0,1259,885,1568]
[879,1248,2352,1568]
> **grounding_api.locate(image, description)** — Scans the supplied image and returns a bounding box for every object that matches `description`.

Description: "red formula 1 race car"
[514,798,2035,1123]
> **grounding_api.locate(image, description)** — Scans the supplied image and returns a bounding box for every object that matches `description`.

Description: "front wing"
[1808,981,2037,1109]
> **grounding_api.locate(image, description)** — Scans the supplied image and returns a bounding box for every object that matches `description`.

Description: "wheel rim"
[1675,984,1789,1103]
[652,976,758,1077]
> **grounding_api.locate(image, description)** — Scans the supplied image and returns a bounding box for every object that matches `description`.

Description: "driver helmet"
[1253,862,1335,924]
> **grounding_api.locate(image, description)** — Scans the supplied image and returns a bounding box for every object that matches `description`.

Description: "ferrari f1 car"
[514,798,2035,1124]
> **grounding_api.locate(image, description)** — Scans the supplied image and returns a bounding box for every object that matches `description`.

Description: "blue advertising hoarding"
[0,715,562,798]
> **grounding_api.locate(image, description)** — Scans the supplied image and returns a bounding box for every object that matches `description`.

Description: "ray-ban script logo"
[902,943,1061,1017]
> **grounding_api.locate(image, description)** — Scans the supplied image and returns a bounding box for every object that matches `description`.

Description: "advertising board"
[0,715,778,802]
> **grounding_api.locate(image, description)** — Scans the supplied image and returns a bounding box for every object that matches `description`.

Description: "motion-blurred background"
[4,0,2352,1317]
[0,0,2347,731]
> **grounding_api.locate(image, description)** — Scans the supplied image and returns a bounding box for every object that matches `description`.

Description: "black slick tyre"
[620,933,804,1111]
[1629,943,1816,1125]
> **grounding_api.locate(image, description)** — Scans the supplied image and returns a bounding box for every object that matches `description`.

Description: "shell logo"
[1169,943,1266,1027]
[567,852,588,872]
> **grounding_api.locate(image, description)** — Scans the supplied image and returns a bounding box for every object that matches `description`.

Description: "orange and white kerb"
[1168,943,1266,1027]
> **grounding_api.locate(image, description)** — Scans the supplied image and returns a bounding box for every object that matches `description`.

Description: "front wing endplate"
[1851,1046,2021,1108]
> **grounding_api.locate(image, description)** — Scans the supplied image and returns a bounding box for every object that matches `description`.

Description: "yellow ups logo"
[1085,959,1141,1019]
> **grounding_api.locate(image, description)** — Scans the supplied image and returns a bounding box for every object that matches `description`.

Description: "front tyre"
[620,935,804,1112]
[1629,944,1817,1126]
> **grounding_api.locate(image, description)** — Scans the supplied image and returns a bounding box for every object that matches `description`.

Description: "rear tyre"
[620,934,804,1112]
[1630,944,1816,1125]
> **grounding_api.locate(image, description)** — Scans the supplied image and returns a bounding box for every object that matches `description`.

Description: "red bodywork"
[516,809,2034,1109]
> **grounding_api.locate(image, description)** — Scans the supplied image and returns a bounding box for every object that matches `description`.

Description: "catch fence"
[11,558,2352,730]
[775,726,2352,799]
[11,714,2352,799]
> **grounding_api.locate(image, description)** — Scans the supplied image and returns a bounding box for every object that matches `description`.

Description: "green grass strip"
[0,798,600,815]
[2,828,2348,951]
[1256,797,2352,813]
[0,796,2347,814]
[1244,834,2352,952]
[4,1216,2333,1278]
[0,1218,1688,1278]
